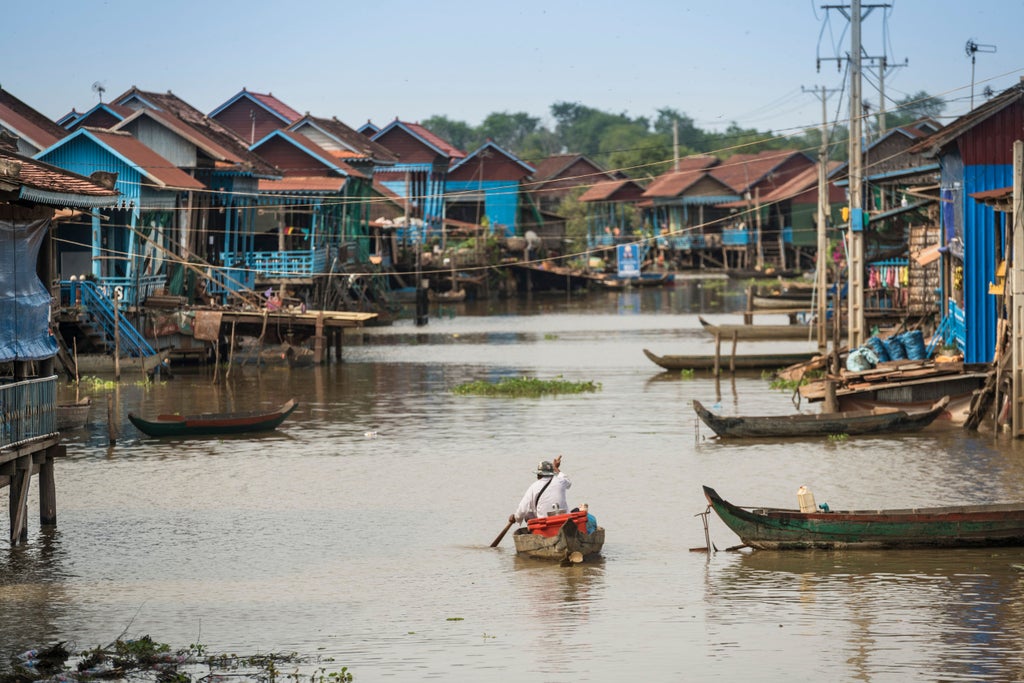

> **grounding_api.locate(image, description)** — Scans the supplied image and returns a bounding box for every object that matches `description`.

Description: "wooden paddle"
[490,519,514,547]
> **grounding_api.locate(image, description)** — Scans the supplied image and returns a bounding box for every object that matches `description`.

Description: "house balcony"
[0,376,56,452]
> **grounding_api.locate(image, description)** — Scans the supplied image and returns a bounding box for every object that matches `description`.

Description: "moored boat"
[692,396,949,438]
[698,315,828,341]
[703,485,1024,550]
[128,398,297,438]
[643,348,817,371]
[513,510,605,562]
[56,397,91,430]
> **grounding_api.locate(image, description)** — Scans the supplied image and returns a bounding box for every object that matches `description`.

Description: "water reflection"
[706,548,1024,680]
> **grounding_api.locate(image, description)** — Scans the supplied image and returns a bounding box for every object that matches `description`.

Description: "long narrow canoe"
[643,348,817,371]
[693,396,950,438]
[703,485,1024,550]
[128,399,297,437]
[698,315,821,341]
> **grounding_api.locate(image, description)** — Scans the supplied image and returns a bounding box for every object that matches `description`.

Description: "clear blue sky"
[4,0,1022,140]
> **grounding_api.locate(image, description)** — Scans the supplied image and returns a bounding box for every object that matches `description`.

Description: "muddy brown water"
[4,280,1024,680]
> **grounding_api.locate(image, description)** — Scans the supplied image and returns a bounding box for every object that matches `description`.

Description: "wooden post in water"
[107,394,117,445]
[730,331,738,373]
[113,297,121,381]
[226,320,236,379]
[824,378,838,413]
[744,285,753,325]
[714,332,722,376]
[314,313,325,364]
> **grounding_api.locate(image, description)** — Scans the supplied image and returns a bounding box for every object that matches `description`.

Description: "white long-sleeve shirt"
[514,472,571,523]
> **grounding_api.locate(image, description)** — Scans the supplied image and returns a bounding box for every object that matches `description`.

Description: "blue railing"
[721,228,751,246]
[220,246,330,280]
[0,376,56,449]
[61,280,158,358]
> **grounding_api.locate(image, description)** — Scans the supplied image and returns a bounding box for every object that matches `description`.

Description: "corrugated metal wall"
[963,162,1013,363]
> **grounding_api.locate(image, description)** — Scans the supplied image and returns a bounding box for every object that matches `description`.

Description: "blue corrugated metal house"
[445,141,535,237]
[36,128,205,305]
[911,80,1024,363]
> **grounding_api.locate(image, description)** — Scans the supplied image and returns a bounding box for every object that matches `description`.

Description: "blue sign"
[617,244,640,278]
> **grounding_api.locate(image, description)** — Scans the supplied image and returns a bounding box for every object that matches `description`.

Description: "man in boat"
[508,455,571,526]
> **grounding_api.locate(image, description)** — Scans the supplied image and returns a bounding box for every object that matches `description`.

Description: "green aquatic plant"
[827,433,849,441]
[453,375,601,398]
[679,368,695,379]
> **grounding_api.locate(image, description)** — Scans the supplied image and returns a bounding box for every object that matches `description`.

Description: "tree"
[420,115,479,152]
[478,112,541,152]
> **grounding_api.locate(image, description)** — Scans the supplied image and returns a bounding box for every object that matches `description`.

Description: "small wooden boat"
[703,485,1024,550]
[513,511,605,562]
[698,315,822,341]
[596,273,674,289]
[643,348,817,371]
[692,396,949,438]
[56,397,91,430]
[128,399,297,438]
[428,288,467,302]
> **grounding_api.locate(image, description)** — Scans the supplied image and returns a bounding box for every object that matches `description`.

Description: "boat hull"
[693,397,949,438]
[643,348,817,371]
[703,486,1024,550]
[128,399,297,437]
[56,397,91,430]
[513,521,605,561]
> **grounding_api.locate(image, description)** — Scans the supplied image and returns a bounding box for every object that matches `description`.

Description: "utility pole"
[803,84,840,351]
[848,0,865,349]
[821,1,889,348]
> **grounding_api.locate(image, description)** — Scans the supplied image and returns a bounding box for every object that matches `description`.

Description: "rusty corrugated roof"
[642,155,719,197]
[0,88,68,151]
[0,147,119,206]
[709,150,805,194]
[89,129,205,190]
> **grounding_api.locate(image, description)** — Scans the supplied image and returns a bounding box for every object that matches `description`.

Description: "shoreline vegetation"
[3,637,354,683]
[452,376,601,398]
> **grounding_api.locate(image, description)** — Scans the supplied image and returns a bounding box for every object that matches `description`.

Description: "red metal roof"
[578,178,645,203]
[709,150,806,194]
[401,121,466,159]
[248,91,302,124]
[0,88,68,151]
[89,130,205,190]
[642,155,719,197]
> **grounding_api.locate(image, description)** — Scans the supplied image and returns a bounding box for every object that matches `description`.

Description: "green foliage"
[452,375,601,398]
[679,368,695,379]
[827,433,849,441]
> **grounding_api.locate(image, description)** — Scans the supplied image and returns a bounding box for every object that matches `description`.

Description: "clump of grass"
[827,433,849,441]
[453,375,600,398]
[679,368,695,379]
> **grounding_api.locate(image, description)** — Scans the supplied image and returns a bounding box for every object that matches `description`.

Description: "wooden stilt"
[38,447,59,526]
[314,313,325,364]
[10,461,30,544]
[226,320,236,379]
[107,394,117,446]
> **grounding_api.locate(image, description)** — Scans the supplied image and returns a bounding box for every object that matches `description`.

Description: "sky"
[4,0,1023,142]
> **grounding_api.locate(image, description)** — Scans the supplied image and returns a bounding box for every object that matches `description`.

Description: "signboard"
[617,243,640,278]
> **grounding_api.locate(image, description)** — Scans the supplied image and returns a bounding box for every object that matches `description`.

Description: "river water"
[5,278,1024,681]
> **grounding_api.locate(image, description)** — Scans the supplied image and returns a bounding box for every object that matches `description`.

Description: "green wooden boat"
[128,399,297,438]
[703,485,1024,550]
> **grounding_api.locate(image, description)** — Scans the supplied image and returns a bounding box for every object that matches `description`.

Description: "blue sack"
[901,330,926,360]
[882,335,907,361]
[866,335,890,362]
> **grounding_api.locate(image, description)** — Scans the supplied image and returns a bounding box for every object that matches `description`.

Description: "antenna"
[91,81,106,103]
[965,39,996,110]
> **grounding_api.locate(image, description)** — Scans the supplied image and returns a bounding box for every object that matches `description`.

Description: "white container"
[797,486,816,513]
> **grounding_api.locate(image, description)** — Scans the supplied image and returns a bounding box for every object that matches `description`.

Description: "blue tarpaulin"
[0,215,57,361]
